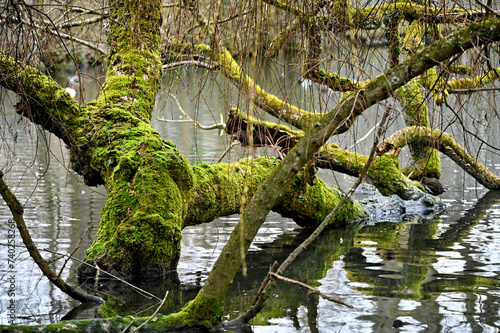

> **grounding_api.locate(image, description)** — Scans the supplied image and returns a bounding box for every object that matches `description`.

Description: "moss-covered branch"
[420,66,500,105]
[447,68,500,90]
[225,107,303,150]
[319,144,426,199]
[378,126,500,190]
[226,107,426,199]
[305,68,365,92]
[0,312,220,332]
[210,45,323,129]
[0,54,80,146]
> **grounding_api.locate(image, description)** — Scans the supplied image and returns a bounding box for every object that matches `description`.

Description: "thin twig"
[6,15,107,54]
[130,290,169,333]
[58,221,95,279]
[119,316,137,333]
[269,273,353,308]
[163,60,218,70]
[474,0,500,19]
[347,120,381,151]
[217,141,241,163]
[252,262,278,304]
[155,92,225,131]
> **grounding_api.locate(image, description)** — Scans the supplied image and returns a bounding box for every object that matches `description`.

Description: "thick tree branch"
[378,126,500,190]
[185,157,365,228]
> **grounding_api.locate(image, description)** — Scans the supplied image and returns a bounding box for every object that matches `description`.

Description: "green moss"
[0,316,136,332]
[420,68,449,106]
[76,41,194,275]
[311,69,359,91]
[160,296,223,330]
[320,144,425,199]
[396,80,441,179]
[275,177,365,227]
[81,133,194,277]
[186,156,364,228]
[402,20,424,52]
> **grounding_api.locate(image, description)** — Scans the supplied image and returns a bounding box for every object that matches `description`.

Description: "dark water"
[1,63,500,332]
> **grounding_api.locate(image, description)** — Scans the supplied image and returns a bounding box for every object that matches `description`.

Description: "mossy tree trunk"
[396,20,441,180]
[73,0,196,279]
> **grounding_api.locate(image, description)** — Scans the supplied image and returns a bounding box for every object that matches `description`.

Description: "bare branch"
[1,14,107,54]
